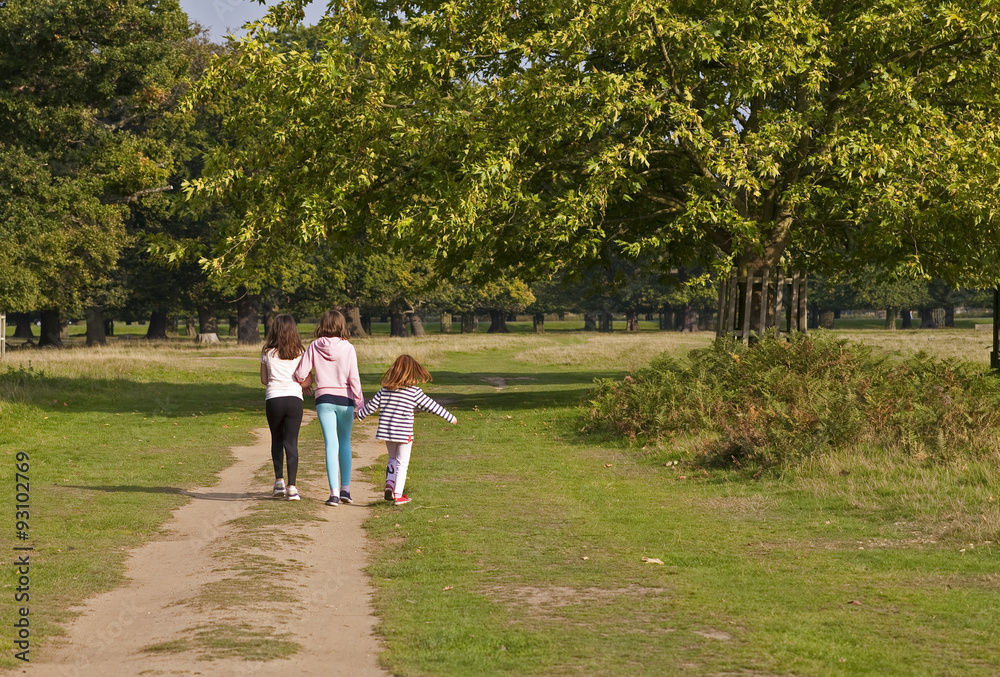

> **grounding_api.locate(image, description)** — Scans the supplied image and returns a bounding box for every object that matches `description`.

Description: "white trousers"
[384,440,413,498]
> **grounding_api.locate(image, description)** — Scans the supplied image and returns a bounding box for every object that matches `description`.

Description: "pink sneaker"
[394,495,411,505]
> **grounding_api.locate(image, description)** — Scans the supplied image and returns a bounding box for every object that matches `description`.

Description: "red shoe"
[394,495,411,505]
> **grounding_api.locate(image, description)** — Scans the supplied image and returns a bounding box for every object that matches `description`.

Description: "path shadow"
[62,484,274,502]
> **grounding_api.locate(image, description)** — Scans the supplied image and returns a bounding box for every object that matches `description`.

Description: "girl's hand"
[451,418,458,425]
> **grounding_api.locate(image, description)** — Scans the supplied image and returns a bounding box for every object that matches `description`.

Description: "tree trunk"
[884,307,897,330]
[361,313,372,336]
[681,305,699,332]
[460,312,476,333]
[583,311,598,331]
[11,312,34,339]
[944,304,955,328]
[146,310,168,339]
[698,310,715,331]
[104,318,114,336]
[261,300,279,339]
[625,310,640,332]
[39,308,64,348]
[487,309,509,333]
[390,309,409,337]
[228,315,238,336]
[919,307,936,329]
[533,312,545,334]
[197,305,220,344]
[85,306,106,347]
[819,310,835,329]
[237,293,261,345]
[439,312,452,334]
[343,306,367,338]
[410,309,426,336]
[900,309,912,329]
[599,311,613,333]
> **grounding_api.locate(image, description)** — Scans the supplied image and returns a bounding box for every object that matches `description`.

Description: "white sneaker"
[286,485,300,501]
[272,479,286,498]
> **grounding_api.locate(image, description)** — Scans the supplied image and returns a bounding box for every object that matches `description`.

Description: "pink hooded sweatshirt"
[292,337,365,408]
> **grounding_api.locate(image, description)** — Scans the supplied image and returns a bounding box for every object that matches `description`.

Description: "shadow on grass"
[356,369,620,412]
[62,485,274,501]
[5,376,261,417]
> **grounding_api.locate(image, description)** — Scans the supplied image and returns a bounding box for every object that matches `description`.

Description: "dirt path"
[25,415,390,677]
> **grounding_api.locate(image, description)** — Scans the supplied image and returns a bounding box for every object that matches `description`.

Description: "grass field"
[2,328,998,674]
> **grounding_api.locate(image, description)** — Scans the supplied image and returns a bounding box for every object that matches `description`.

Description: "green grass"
[361,335,1000,676]
[2,330,999,674]
[0,343,264,669]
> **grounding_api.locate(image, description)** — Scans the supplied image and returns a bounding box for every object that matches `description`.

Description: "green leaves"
[0,0,195,313]
[186,0,1000,288]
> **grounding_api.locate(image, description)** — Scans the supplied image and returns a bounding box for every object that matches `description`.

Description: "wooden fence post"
[726,270,739,340]
[992,287,999,370]
[741,265,755,344]
[797,272,809,332]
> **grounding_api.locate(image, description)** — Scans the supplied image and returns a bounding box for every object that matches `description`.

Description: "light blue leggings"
[315,403,354,492]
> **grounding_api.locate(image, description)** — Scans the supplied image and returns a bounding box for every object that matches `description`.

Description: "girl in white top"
[260,314,311,500]
[357,354,457,505]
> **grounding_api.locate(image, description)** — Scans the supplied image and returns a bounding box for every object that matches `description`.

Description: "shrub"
[584,332,1000,467]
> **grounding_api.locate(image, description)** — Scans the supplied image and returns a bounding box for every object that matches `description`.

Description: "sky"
[178,0,328,43]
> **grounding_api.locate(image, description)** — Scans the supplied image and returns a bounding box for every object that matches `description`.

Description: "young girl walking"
[357,354,457,505]
[260,314,310,501]
[292,310,364,506]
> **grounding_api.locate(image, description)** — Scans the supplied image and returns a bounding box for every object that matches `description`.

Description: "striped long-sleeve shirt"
[357,386,456,442]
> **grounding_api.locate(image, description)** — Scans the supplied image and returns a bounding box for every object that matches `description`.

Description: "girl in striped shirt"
[357,354,457,505]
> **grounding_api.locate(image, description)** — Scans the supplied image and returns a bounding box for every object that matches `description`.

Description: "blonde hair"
[381,354,431,390]
[315,309,350,339]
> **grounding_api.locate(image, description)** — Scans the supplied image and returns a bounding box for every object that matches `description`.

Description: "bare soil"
[24,415,389,677]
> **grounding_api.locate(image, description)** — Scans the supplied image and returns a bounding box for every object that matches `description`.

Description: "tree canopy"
[0,0,194,314]
[187,0,1000,289]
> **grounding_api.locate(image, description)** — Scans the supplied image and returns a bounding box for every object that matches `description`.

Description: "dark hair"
[315,309,350,339]
[381,354,432,390]
[262,314,304,360]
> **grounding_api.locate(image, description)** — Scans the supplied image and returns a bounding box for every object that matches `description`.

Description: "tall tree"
[0,0,195,345]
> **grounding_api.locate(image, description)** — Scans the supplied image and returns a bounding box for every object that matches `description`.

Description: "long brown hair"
[262,314,304,360]
[381,354,432,390]
[315,309,350,340]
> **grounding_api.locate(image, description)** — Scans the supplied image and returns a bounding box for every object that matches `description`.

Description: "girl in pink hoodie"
[292,310,364,505]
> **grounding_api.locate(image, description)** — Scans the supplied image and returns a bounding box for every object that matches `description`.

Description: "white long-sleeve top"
[357,386,456,442]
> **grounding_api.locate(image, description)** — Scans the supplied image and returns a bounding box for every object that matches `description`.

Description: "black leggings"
[265,396,303,485]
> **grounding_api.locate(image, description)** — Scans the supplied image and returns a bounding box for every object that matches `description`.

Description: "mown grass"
[3,329,999,675]
[361,333,1000,676]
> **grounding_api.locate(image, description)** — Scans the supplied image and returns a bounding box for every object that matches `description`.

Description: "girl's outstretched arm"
[259,362,268,386]
[414,390,457,424]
